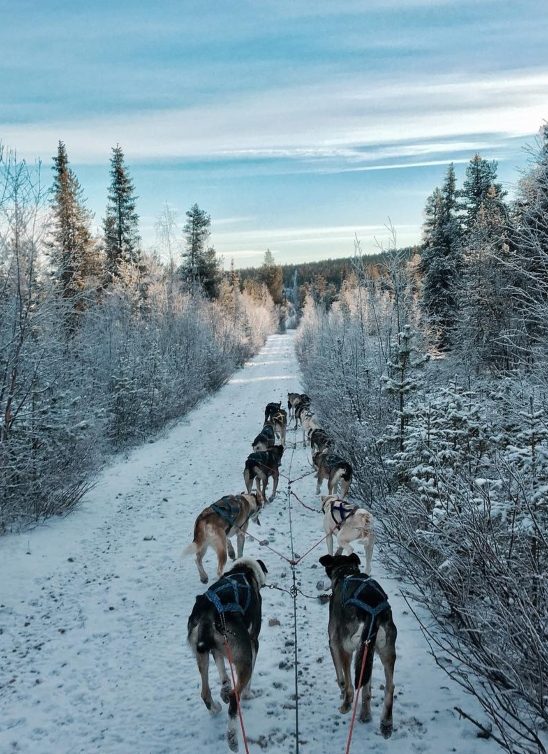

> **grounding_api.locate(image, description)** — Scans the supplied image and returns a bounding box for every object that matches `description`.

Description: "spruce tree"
[459,154,505,235]
[180,203,221,298]
[103,145,140,276]
[419,164,462,348]
[50,141,94,316]
[259,249,284,305]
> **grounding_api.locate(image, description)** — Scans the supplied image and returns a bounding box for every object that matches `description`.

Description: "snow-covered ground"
[0,332,499,754]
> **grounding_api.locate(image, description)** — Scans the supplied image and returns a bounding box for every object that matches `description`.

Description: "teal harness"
[204,573,252,616]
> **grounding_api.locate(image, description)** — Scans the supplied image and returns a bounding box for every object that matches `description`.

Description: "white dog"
[321,495,375,574]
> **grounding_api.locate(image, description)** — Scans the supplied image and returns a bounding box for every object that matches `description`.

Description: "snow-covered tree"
[180,202,221,298]
[459,153,505,235]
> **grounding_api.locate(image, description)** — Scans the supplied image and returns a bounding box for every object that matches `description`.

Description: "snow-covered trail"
[0,332,498,754]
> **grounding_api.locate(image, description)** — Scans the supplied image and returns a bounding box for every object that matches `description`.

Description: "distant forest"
[238,246,417,306]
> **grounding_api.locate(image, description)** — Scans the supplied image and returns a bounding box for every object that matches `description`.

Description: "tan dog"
[300,408,319,446]
[184,492,264,583]
[313,450,353,498]
[270,409,287,445]
[321,495,375,574]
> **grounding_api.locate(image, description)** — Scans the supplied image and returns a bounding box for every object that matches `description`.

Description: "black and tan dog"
[319,553,397,738]
[264,401,282,423]
[252,421,276,451]
[313,449,353,498]
[287,392,301,422]
[244,445,284,501]
[184,492,264,583]
[188,557,268,751]
[309,428,331,453]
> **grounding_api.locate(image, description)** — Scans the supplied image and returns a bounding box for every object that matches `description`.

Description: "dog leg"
[244,469,253,494]
[364,529,375,575]
[197,651,221,714]
[217,549,228,579]
[269,470,279,502]
[213,649,231,705]
[227,539,236,560]
[196,546,209,584]
[316,473,322,496]
[326,530,334,556]
[339,649,354,713]
[341,479,350,499]
[236,531,245,559]
[227,639,253,752]
[359,677,372,723]
[376,622,397,738]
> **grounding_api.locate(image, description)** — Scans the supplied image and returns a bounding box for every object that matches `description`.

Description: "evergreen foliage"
[49,141,95,319]
[103,145,140,276]
[180,202,221,298]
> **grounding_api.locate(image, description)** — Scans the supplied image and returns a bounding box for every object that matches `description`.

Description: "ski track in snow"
[0,333,499,754]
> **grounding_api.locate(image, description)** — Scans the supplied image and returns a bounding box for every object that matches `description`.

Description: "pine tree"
[103,145,140,276]
[180,203,221,298]
[419,164,462,348]
[50,141,94,320]
[459,154,505,235]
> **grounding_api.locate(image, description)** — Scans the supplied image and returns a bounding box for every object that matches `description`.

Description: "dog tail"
[354,628,377,689]
[182,541,197,557]
[196,621,216,654]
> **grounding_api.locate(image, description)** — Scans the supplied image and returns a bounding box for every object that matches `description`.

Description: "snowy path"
[0,333,498,754]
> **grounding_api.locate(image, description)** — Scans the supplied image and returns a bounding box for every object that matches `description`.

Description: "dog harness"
[341,575,390,641]
[329,499,357,527]
[210,496,244,532]
[204,572,252,616]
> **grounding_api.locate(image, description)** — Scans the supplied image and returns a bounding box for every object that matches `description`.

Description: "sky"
[1,0,547,268]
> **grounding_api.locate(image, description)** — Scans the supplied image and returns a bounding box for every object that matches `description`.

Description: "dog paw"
[380,720,393,738]
[209,701,222,715]
[227,729,239,752]
[339,701,352,714]
[359,710,372,724]
[200,576,208,584]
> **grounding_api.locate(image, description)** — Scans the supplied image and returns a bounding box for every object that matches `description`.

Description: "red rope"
[290,489,320,513]
[344,641,370,754]
[224,633,251,754]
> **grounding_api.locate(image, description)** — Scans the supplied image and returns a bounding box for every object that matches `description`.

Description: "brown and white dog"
[287,392,304,422]
[270,409,287,446]
[300,408,319,446]
[252,422,276,451]
[319,553,397,738]
[187,557,267,751]
[321,495,375,574]
[184,492,264,583]
[313,450,353,498]
[244,445,284,501]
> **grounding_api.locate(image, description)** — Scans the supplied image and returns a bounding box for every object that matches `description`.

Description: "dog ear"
[350,553,361,566]
[319,555,334,567]
[257,559,268,574]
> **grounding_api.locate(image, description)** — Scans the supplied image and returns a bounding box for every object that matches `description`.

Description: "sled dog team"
[185,393,396,752]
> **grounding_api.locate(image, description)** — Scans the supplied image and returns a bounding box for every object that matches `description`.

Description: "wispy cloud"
[2,68,545,171]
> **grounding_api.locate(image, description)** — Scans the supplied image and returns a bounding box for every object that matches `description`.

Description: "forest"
[296,126,548,753]
[0,143,277,531]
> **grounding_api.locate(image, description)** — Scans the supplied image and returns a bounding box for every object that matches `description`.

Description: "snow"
[0,332,499,754]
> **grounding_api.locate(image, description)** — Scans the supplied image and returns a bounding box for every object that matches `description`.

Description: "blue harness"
[341,575,390,642]
[204,573,252,616]
[210,496,244,532]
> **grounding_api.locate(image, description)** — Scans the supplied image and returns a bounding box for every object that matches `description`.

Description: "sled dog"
[313,450,353,498]
[184,492,264,583]
[264,401,282,423]
[252,422,276,451]
[319,553,396,738]
[321,495,375,574]
[244,445,284,501]
[309,428,331,453]
[188,557,268,751]
[287,392,301,422]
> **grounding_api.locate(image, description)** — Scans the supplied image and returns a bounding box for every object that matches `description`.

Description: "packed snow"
[0,332,500,754]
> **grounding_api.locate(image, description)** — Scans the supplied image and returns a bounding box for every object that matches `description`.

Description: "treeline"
[0,142,277,531]
[239,247,416,309]
[297,125,548,753]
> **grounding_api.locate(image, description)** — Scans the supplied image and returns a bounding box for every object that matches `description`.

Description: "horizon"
[1,0,547,268]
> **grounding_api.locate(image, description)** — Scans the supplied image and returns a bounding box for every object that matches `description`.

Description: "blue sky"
[1,0,547,267]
